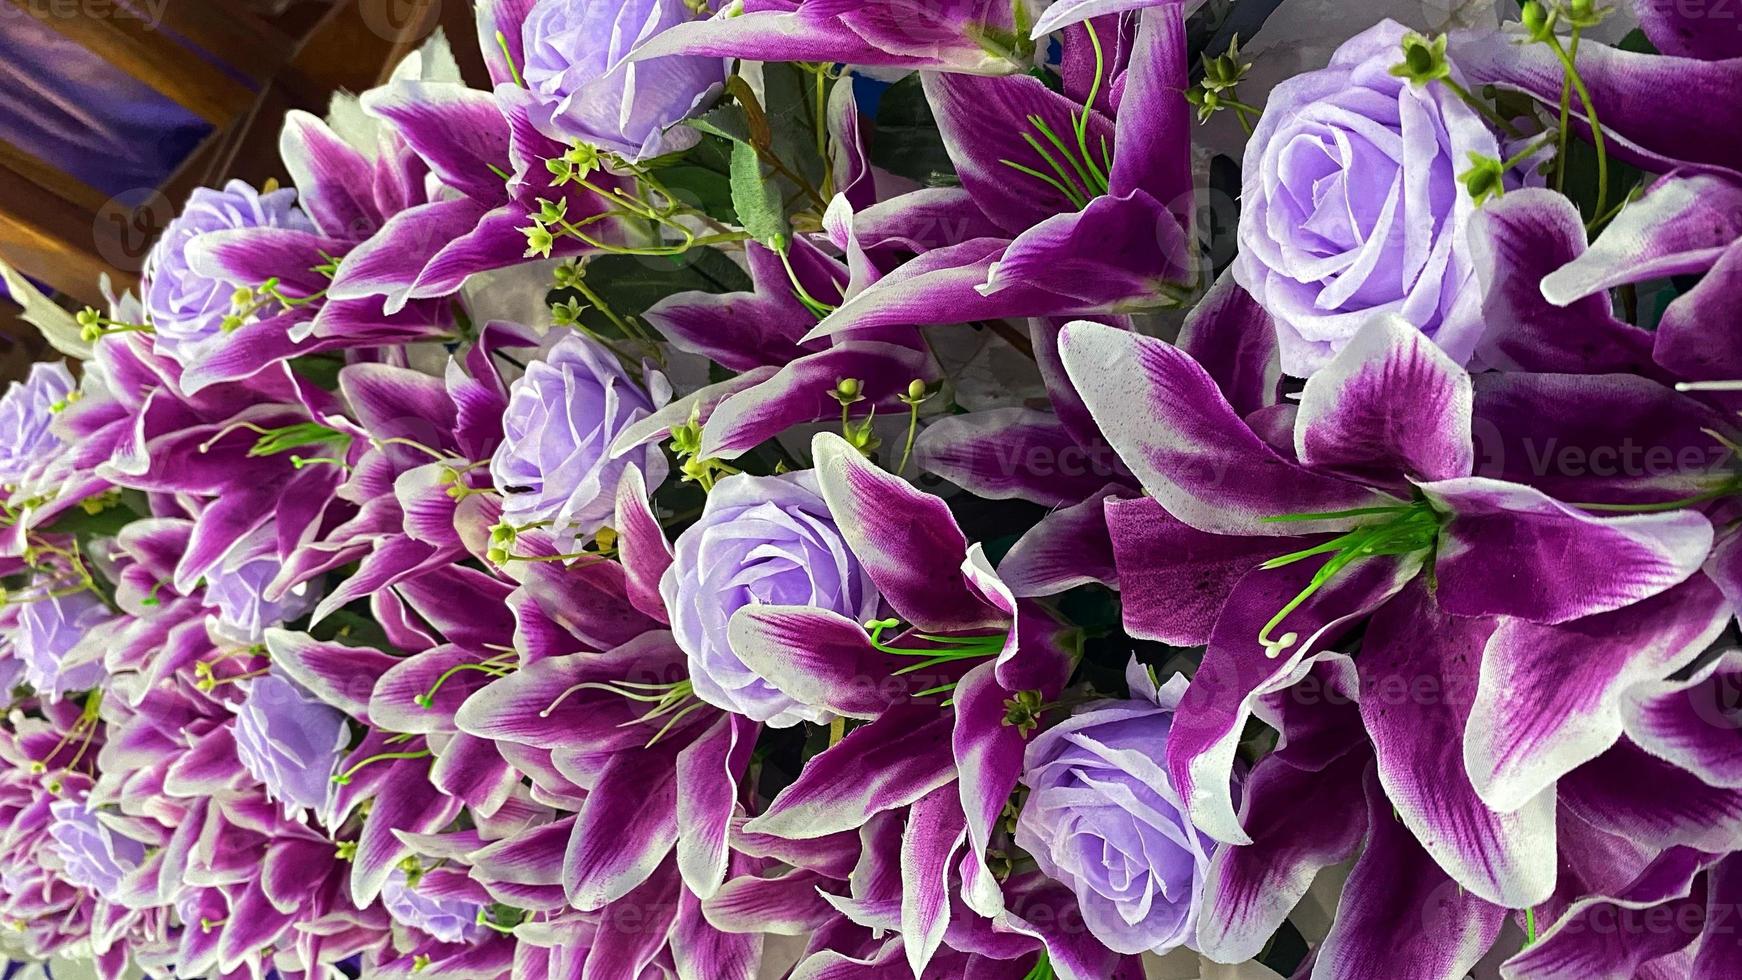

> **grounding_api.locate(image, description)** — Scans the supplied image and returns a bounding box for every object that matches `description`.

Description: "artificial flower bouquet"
[3,0,1740,977]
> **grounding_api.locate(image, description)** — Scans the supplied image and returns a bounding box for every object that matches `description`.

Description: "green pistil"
[1023,951,1056,980]
[194,419,352,460]
[1255,502,1441,659]
[1571,483,1739,514]
[773,235,839,319]
[331,748,432,785]
[494,30,524,88]
[1075,22,1113,188]
[998,28,1113,208]
[415,654,518,708]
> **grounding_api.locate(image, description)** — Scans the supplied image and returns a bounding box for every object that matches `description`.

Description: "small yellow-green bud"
[831,377,864,406]
[1521,1,1549,36]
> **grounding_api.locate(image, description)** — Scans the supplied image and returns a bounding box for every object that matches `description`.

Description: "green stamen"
[1027,116,1102,200]
[998,159,1087,210]
[331,749,432,785]
[1019,131,1090,208]
[1255,502,1441,659]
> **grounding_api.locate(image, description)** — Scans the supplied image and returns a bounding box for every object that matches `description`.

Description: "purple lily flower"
[141,180,317,372]
[724,432,1096,972]
[798,8,1194,344]
[1453,26,1742,179]
[323,72,630,317]
[630,0,1037,75]
[277,325,541,623]
[170,102,462,393]
[1472,178,1742,391]
[1199,630,1742,978]
[0,769,101,962]
[1059,315,1721,913]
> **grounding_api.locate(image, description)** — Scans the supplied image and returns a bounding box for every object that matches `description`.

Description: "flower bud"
[831,377,864,406]
[1521,1,1549,36]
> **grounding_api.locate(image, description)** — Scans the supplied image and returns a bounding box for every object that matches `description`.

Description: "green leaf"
[870,75,958,186]
[654,135,738,225]
[688,104,751,144]
[39,489,148,540]
[289,354,346,391]
[730,138,790,246]
[551,250,752,339]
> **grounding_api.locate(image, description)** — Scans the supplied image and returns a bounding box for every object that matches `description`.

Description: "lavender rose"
[520,0,725,161]
[381,866,487,944]
[234,671,349,820]
[0,361,74,492]
[203,529,314,643]
[1234,20,1499,376]
[48,796,147,900]
[1016,659,1214,956]
[142,180,314,366]
[11,589,107,700]
[490,331,670,549]
[661,471,879,727]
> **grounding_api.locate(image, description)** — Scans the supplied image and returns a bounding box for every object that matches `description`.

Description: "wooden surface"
[0,0,493,372]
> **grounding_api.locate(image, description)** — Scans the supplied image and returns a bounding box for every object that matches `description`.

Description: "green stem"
[898,401,920,476]
[1075,23,1111,189]
[1440,77,1525,138]
[1546,29,1609,227]
[1553,36,1576,191]
[1501,132,1557,172]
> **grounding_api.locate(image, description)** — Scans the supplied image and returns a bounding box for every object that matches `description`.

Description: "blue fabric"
[0,13,211,199]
